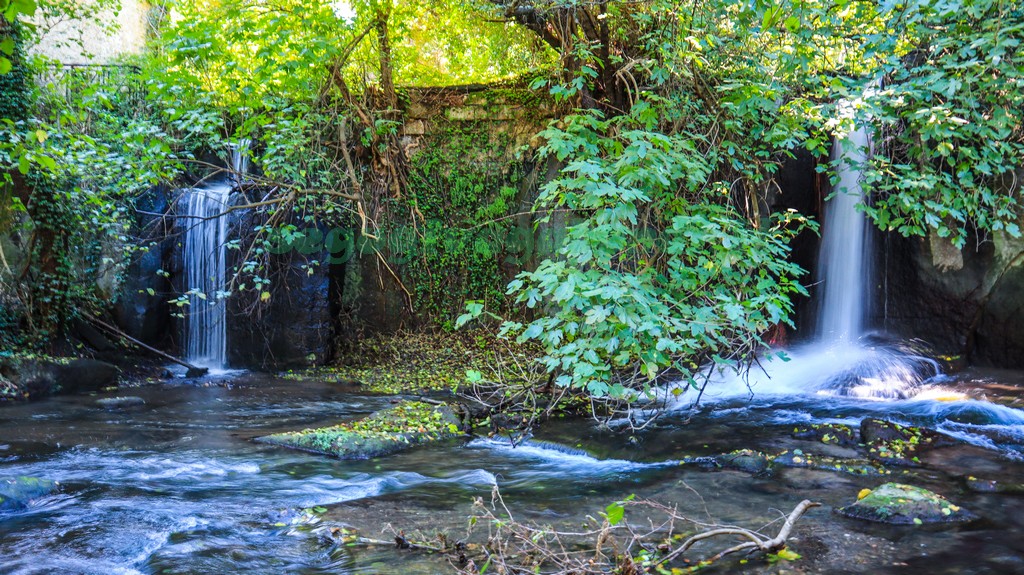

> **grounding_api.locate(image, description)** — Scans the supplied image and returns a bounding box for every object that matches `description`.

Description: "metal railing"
[35,63,146,112]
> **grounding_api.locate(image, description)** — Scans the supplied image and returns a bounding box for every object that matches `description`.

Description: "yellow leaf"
[35,129,47,143]
[260,291,271,302]
[857,488,872,500]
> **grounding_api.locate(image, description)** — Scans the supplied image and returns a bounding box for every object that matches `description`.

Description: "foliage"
[400,120,528,325]
[851,0,1024,247]
[260,400,464,459]
[460,100,814,398]
[284,330,536,395]
[0,5,180,347]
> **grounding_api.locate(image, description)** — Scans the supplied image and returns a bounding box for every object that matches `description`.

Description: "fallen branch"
[656,499,820,566]
[448,486,819,574]
[82,313,208,377]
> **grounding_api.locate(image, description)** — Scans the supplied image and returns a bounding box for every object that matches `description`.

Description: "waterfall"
[666,115,941,404]
[183,183,231,368]
[816,127,871,342]
[231,138,251,182]
[182,143,249,369]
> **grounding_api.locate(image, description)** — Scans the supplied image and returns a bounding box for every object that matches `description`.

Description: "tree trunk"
[374,3,396,109]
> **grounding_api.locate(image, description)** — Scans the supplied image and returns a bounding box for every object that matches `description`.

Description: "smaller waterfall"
[668,110,943,405]
[182,142,249,369]
[183,183,232,369]
[231,139,251,182]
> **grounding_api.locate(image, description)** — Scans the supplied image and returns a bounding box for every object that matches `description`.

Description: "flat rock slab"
[837,483,975,524]
[258,401,464,460]
[0,476,58,511]
[96,396,146,410]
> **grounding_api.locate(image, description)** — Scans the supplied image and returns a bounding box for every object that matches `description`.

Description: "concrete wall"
[31,0,149,64]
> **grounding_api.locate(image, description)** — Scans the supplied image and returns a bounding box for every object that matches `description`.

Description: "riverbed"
[1,369,1023,574]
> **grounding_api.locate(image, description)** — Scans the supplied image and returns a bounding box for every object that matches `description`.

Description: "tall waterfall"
[816,127,871,342]
[667,117,941,404]
[182,142,249,369]
[183,183,232,368]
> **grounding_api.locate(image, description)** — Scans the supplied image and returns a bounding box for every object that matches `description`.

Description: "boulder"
[837,483,975,524]
[56,359,119,394]
[0,357,119,401]
[258,401,464,460]
[0,476,58,511]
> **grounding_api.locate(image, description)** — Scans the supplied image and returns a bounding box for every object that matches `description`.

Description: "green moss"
[259,401,465,460]
[0,476,58,510]
[282,331,537,395]
[838,483,975,524]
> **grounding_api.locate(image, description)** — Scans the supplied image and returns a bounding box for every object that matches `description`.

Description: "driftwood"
[340,485,820,574]
[83,313,208,377]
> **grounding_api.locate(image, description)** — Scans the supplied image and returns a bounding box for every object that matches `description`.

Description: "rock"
[226,220,333,369]
[964,476,1024,495]
[792,423,859,447]
[96,396,146,410]
[837,483,975,524]
[0,357,120,401]
[773,450,886,477]
[56,359,119,394]
[714,449,773,474]
[113,184,174,347]
[860,418,955,466]
[0,476,58,511]
[258,401,464,460]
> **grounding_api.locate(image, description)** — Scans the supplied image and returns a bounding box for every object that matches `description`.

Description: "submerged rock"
[0,357,119,402]
[0,476,58,511]
[964,476,1024,495]
[714,449,773,474]
[773,450,887,477]
[837,483,975,524]
[258,401,464,460]
[96,396,146,410]
[792,423,859,447]
[860,418,955,466]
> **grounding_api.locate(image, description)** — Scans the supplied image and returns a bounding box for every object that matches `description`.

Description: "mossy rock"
[792,423,859,447]
[258,401,465,460]
[964,476,1024,495]
[714,449,773,474]
[772,450,887,477]
[860,418,955,467]
[837,483,975,524]
[0,476,58,511]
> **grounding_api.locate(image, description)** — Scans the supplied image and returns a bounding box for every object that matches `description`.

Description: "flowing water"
[2,372,1024,574]
[670,123,944,406]
[181,141,249,370]
[182,183,232,369]
[816,126,872,343]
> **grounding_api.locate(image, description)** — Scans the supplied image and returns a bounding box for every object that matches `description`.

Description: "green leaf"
[604,502,625,526]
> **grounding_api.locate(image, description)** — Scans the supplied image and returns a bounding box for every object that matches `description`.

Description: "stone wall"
[31,0,149,64]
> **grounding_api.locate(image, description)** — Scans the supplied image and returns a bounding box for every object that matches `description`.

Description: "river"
[1,369,1024,574]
